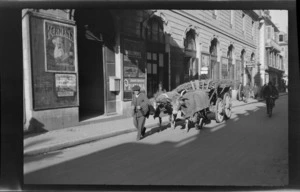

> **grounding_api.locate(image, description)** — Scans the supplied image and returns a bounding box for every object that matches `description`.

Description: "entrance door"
[147,52,167,98]
[78,33,105,120]
[75,10,116,120]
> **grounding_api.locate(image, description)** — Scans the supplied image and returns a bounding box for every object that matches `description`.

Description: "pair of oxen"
[151,89,212,132]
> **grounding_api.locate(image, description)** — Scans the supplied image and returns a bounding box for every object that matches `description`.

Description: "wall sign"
[201,53,210,75]
[123,78,146,92]
[122,37,145,100]
[55,74,77,97]
[44,20,77,72]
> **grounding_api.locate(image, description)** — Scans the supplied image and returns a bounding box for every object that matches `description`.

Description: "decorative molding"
[174,10,257,49]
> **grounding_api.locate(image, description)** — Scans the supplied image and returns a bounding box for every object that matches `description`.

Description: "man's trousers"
[133,116,146,140]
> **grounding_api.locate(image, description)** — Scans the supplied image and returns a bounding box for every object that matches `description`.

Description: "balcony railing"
[265,39,281,52]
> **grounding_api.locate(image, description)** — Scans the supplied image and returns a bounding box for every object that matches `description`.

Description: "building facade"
[278,31,288,90]
[257,10,286,91]
[23,9,263,131]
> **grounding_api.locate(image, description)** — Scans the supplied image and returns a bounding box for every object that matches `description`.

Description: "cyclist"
[262,81,279,115]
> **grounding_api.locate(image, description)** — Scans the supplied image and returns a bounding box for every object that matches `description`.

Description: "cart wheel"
[198,118,204,129]
[223,92,232,119]
[215,98,224,123]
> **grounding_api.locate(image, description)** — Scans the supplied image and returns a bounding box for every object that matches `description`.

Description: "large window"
[227,45,234,80]
[279,34,284,42]
[184,30,198,81]
[146,18,165,43]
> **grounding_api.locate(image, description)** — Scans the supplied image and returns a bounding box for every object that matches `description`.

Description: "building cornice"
[173,10,257,49]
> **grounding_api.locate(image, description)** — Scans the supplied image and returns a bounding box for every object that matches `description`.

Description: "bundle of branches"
[175,82,195,93]
[154,91,177,104]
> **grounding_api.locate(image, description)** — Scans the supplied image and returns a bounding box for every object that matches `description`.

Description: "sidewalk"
[24,93,288,156]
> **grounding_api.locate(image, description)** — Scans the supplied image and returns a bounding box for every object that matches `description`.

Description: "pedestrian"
[262,81,279,115]
[131,85,151,141]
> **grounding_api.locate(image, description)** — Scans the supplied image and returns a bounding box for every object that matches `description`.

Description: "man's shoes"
[141,127,146,137]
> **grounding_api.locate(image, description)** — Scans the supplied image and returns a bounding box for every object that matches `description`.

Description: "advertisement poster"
[123,38,146,100]
[55,74,77,97]
[124,78,146,92]
[201,53,210,75]
[44,20,76,72]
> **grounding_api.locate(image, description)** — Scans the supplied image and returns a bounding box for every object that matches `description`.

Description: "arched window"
[185,30,196,51]
[146,17,165,43]
[228,45,235,80]
[251,53,255,61]
[184,29,197,81]
[210,39,218,56]
[209,38,219,79]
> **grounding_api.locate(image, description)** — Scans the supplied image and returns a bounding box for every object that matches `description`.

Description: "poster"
[55,74,77,97]
[201,53,210,75]
[123,78,146,92]
[123,38,146,100]
[44,20,76,72]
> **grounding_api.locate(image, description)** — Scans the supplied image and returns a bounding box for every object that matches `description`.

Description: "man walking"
[262,81,279,115]
[131,85,150,141]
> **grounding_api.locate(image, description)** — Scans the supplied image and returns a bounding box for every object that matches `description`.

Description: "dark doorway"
[75,10,116,121]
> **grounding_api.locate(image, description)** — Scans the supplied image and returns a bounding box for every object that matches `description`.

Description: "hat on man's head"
[132,85,141,91]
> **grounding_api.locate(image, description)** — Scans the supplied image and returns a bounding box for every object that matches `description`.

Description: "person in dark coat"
[131,85,150,141]
[262,81,279,114]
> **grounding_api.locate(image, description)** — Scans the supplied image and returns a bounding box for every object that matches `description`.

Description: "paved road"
[24,95,288,186]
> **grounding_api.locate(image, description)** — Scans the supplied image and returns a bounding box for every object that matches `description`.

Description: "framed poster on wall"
[200,52,210,79]
[44,20,77,73]
[55,74,77,97]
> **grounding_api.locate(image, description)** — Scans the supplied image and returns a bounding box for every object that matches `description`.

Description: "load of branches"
[154,79,240,104]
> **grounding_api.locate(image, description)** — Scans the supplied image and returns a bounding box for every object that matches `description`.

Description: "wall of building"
[23,9,265,132]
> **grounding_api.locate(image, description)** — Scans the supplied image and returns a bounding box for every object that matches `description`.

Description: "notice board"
[30,16,78,110]
[122,37,145,100]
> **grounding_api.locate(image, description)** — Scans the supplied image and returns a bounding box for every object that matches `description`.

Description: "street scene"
[24,94,288,185]
[22,9,288,186]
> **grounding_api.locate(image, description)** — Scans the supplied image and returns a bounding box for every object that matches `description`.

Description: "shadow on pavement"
[24,98,288,186]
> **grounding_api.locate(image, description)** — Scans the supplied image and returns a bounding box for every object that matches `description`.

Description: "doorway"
[75,10,116,121]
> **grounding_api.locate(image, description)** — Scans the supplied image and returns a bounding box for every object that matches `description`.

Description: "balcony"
[265,39,281,52]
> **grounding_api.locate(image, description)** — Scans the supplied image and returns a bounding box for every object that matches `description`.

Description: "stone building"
[257,10,286,90]
[22,9,262,131]
[278,31,288,90]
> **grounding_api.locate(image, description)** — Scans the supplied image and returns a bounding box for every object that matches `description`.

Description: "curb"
[24,119,171,157]
[24,93,288,157]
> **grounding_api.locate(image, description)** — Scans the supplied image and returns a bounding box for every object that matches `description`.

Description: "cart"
[175,79,235,129]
